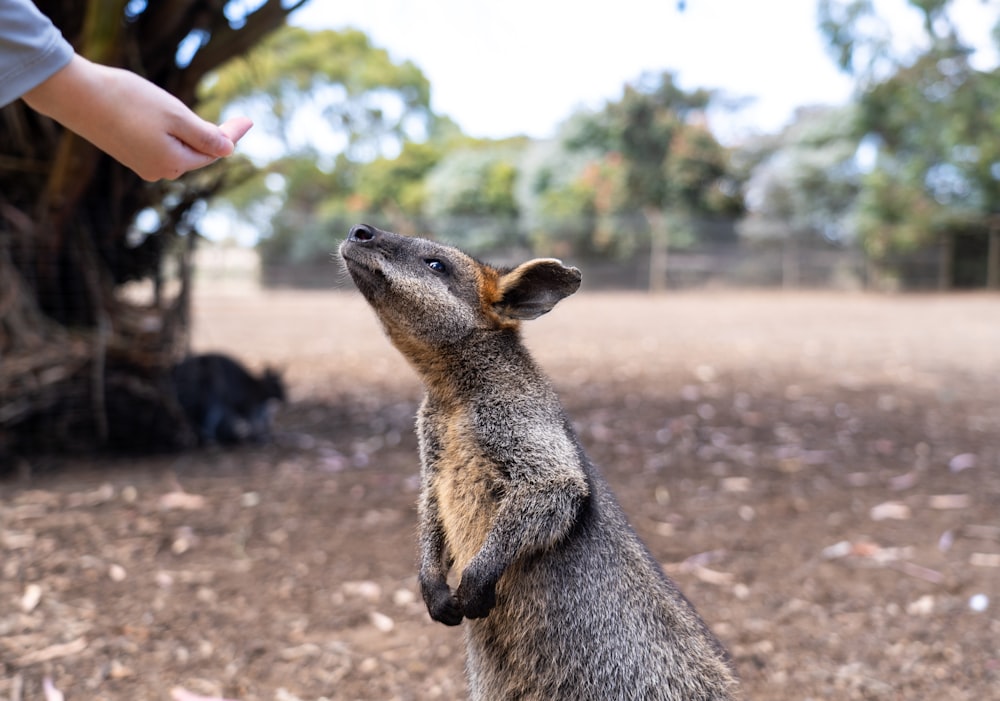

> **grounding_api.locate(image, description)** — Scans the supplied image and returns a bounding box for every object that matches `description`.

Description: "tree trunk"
[987,223,1000,291]
[937,233,954,291]
[1,0,302,457]
[645,206,669,293]
[782,234,800,289]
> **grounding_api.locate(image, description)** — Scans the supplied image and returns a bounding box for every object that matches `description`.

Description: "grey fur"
[340,224,738,700]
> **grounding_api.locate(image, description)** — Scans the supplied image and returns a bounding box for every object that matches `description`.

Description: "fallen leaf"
[906,595,935,616]
[870,501,911,521]
[888,471,918,491]
[171,526,199,555]
[690,566,734,585]
[109,659,133,679]
[821,541,853,559]
[42,677,64,701]
[888,560,944,584]
[159,491,207,511]
[948,453,978,473]
[720,477,751,493]
[370,611,395,632]
[850,541,883,558]
[279,643,321,661]
[970,553,1000,568]
[928,494,970,510]
[343,580,382,602]
[66,483,115,508]
[20,584,42,613]
[12,637,87,667]
[171,688,242,701]
[392,588,416,606]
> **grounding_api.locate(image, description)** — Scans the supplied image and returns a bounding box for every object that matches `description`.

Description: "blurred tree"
[0,0,304,453]
[354,142,441,226]
[422,139,530,253]
[819,0,1000,288]
[516,128,631,260]
[739,105,863,285]
[203,25,444,265]
[199,26,433,163]
[351,115,467,232]
[567,72,744,290]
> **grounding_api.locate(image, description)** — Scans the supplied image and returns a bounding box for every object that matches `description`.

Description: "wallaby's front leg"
[418,489,463,626]
[456,474,589,619]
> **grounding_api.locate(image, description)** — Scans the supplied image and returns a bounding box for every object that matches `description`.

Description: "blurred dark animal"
[340,224,737,700]
[172,353,285,445]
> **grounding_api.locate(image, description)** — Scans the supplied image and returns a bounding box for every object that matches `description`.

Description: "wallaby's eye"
[425,258,447,274]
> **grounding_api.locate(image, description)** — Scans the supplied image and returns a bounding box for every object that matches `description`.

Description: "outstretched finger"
[171,116,237,159]
[219,116,253,146]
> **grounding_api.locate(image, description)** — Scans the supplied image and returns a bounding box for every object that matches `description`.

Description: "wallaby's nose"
[349,224,376,243]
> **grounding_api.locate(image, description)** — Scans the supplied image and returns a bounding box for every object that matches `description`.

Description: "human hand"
[24,55,252,181]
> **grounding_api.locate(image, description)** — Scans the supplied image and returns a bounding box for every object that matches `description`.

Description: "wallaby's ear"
[495,258,582,321]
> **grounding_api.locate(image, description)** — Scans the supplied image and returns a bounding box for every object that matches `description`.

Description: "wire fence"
[246,239,963,293]
[247,213,997,292]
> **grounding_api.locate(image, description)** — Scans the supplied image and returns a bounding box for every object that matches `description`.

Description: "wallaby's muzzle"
[348,223,377,243]
[340,223,392,299]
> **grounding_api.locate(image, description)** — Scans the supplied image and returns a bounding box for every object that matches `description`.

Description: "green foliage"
[423,143,528,251]
[818,0,882,77]
[200,26,432,160]
[855,167,937,258]
[201,25,443,263]
[865,50,1000,252]
[255,155,340,263]
[819,0,1000,285]
[564,72,743,248]
[570,72,717,211]
[202,26,749,269]
[664,123,744,218]
[354,141,440,217]
[740,105,862,243]
[516,118,646,259]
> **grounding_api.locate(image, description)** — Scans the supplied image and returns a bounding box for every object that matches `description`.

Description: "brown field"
[3,288,1000,700]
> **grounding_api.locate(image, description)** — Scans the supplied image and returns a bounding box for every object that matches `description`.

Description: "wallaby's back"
[340,224,738,700]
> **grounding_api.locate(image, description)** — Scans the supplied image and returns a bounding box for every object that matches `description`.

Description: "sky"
[288,0,1000,144]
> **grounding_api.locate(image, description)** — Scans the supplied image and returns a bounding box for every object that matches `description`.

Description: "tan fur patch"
[474,263,519,330]
[434,410,500,570]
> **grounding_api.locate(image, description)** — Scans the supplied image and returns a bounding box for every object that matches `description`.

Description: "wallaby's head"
[339,224,581,351]
[258,367,286,403]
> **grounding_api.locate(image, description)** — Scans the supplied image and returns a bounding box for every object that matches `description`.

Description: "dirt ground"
[2,288,999,701]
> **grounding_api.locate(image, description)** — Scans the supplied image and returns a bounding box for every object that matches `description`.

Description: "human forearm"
[23,55,251,181]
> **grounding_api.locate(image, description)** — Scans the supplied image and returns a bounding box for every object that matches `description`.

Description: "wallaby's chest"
[417,402,506,569]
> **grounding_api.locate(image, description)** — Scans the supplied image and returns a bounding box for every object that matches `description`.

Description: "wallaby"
[340,224,738,700]
[172,353,285,445]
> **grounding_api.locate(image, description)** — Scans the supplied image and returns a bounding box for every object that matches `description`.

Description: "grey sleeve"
[0,0,75,107]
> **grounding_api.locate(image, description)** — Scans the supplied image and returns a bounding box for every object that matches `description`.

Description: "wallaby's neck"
[391,326,543,403]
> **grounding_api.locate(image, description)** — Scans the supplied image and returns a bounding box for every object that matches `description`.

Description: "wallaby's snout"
[340,224,489,347]
[340,223,397,304]
[348,222,377,243]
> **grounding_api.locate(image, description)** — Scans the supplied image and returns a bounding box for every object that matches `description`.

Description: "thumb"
[219,116,253,146]
[173,117,238,158]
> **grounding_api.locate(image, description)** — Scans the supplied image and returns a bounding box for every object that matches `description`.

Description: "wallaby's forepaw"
[456,569,497,619]
[420,578,463,626]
